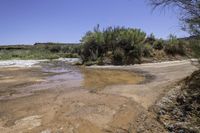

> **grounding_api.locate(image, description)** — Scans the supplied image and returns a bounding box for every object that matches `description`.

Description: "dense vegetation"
[80,25,193,65]
[0,28,198,64]
[0,43,81,60]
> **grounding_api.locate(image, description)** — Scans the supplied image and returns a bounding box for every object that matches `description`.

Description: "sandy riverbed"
[0,60,197,133]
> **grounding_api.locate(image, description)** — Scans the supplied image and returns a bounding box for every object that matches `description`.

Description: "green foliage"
[0,44,81,60]
[81,29,105,62]
[153,39,164,50]
[189,39,200,63]
[146,33,156,45]
[113,48,124,65]
[81,26,146,65]
[48,45,62,53]
[0,28,193,64]
[143,43,154,57]
[164,35,186,56]
[124,44,143,64]
[80,26,193,65]
[0,49,58,60]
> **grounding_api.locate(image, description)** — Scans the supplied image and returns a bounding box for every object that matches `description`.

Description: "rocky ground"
[0,60,198,133]
[154,70,200,133]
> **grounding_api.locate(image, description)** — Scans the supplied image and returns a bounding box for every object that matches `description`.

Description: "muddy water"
[82,69,143,90]
[0,61,144,133]
[38,61,143,90]
[0,61,143,100]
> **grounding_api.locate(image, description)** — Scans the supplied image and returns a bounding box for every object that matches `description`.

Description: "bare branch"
[149,0,200,36]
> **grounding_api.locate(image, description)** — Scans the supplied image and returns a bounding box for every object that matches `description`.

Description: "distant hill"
[34,42,80,46]
[0,43,81,50]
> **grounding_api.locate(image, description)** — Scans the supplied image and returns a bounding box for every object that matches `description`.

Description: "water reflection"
[81,69,144,89]
[38,61,144,89]
[0,60,144,91]
[39,61,144,90]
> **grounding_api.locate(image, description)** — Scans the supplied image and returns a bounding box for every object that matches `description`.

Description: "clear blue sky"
[0,0,188,45]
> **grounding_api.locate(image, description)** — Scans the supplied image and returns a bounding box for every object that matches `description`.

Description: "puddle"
[81,69,144,89]
[0,61,144,92]
[39,61,144,90]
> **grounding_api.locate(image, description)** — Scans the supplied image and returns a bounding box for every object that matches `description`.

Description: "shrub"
[164,35,186,56]
[0,44,81,60]
[80,26,146,65]
[61,46,70,53]
[49,45,61,53]
[84,61,97,66]
[189,39,200,67]
[125,44,143,64]
[63,53,79,58]
[189,39,200,58]
[143,43,154,57]
[113,48,124,65]
[97,58,104,65]
[153,39,164,50]
[80,27,105,62]
[145,33,156,45]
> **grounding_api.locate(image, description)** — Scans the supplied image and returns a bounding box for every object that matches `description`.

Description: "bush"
[125,44,143,64]
[145,33,156,45]
[61,46,70,53]
[164,35,186,56]
[113,48,124,65]
[80,27,105,62]
[62,53,79,58]
[189,39,200,67]
[49,45,61,53]
[84,61,97,66]
[189,39,200,58]
[153,39,164,50]
[143,43,154,57]
[96,58,104,65]
[0,44,81,60]
[164,43,186,56]
[80,26,146,65]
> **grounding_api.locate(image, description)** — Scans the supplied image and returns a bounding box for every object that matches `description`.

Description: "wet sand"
[0,60,197,133]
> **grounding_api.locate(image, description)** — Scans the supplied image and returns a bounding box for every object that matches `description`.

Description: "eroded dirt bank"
[154,69,200,132]
[0,60,197,133]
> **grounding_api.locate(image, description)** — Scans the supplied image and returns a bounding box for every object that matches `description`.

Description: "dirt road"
[0,60,197,133]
